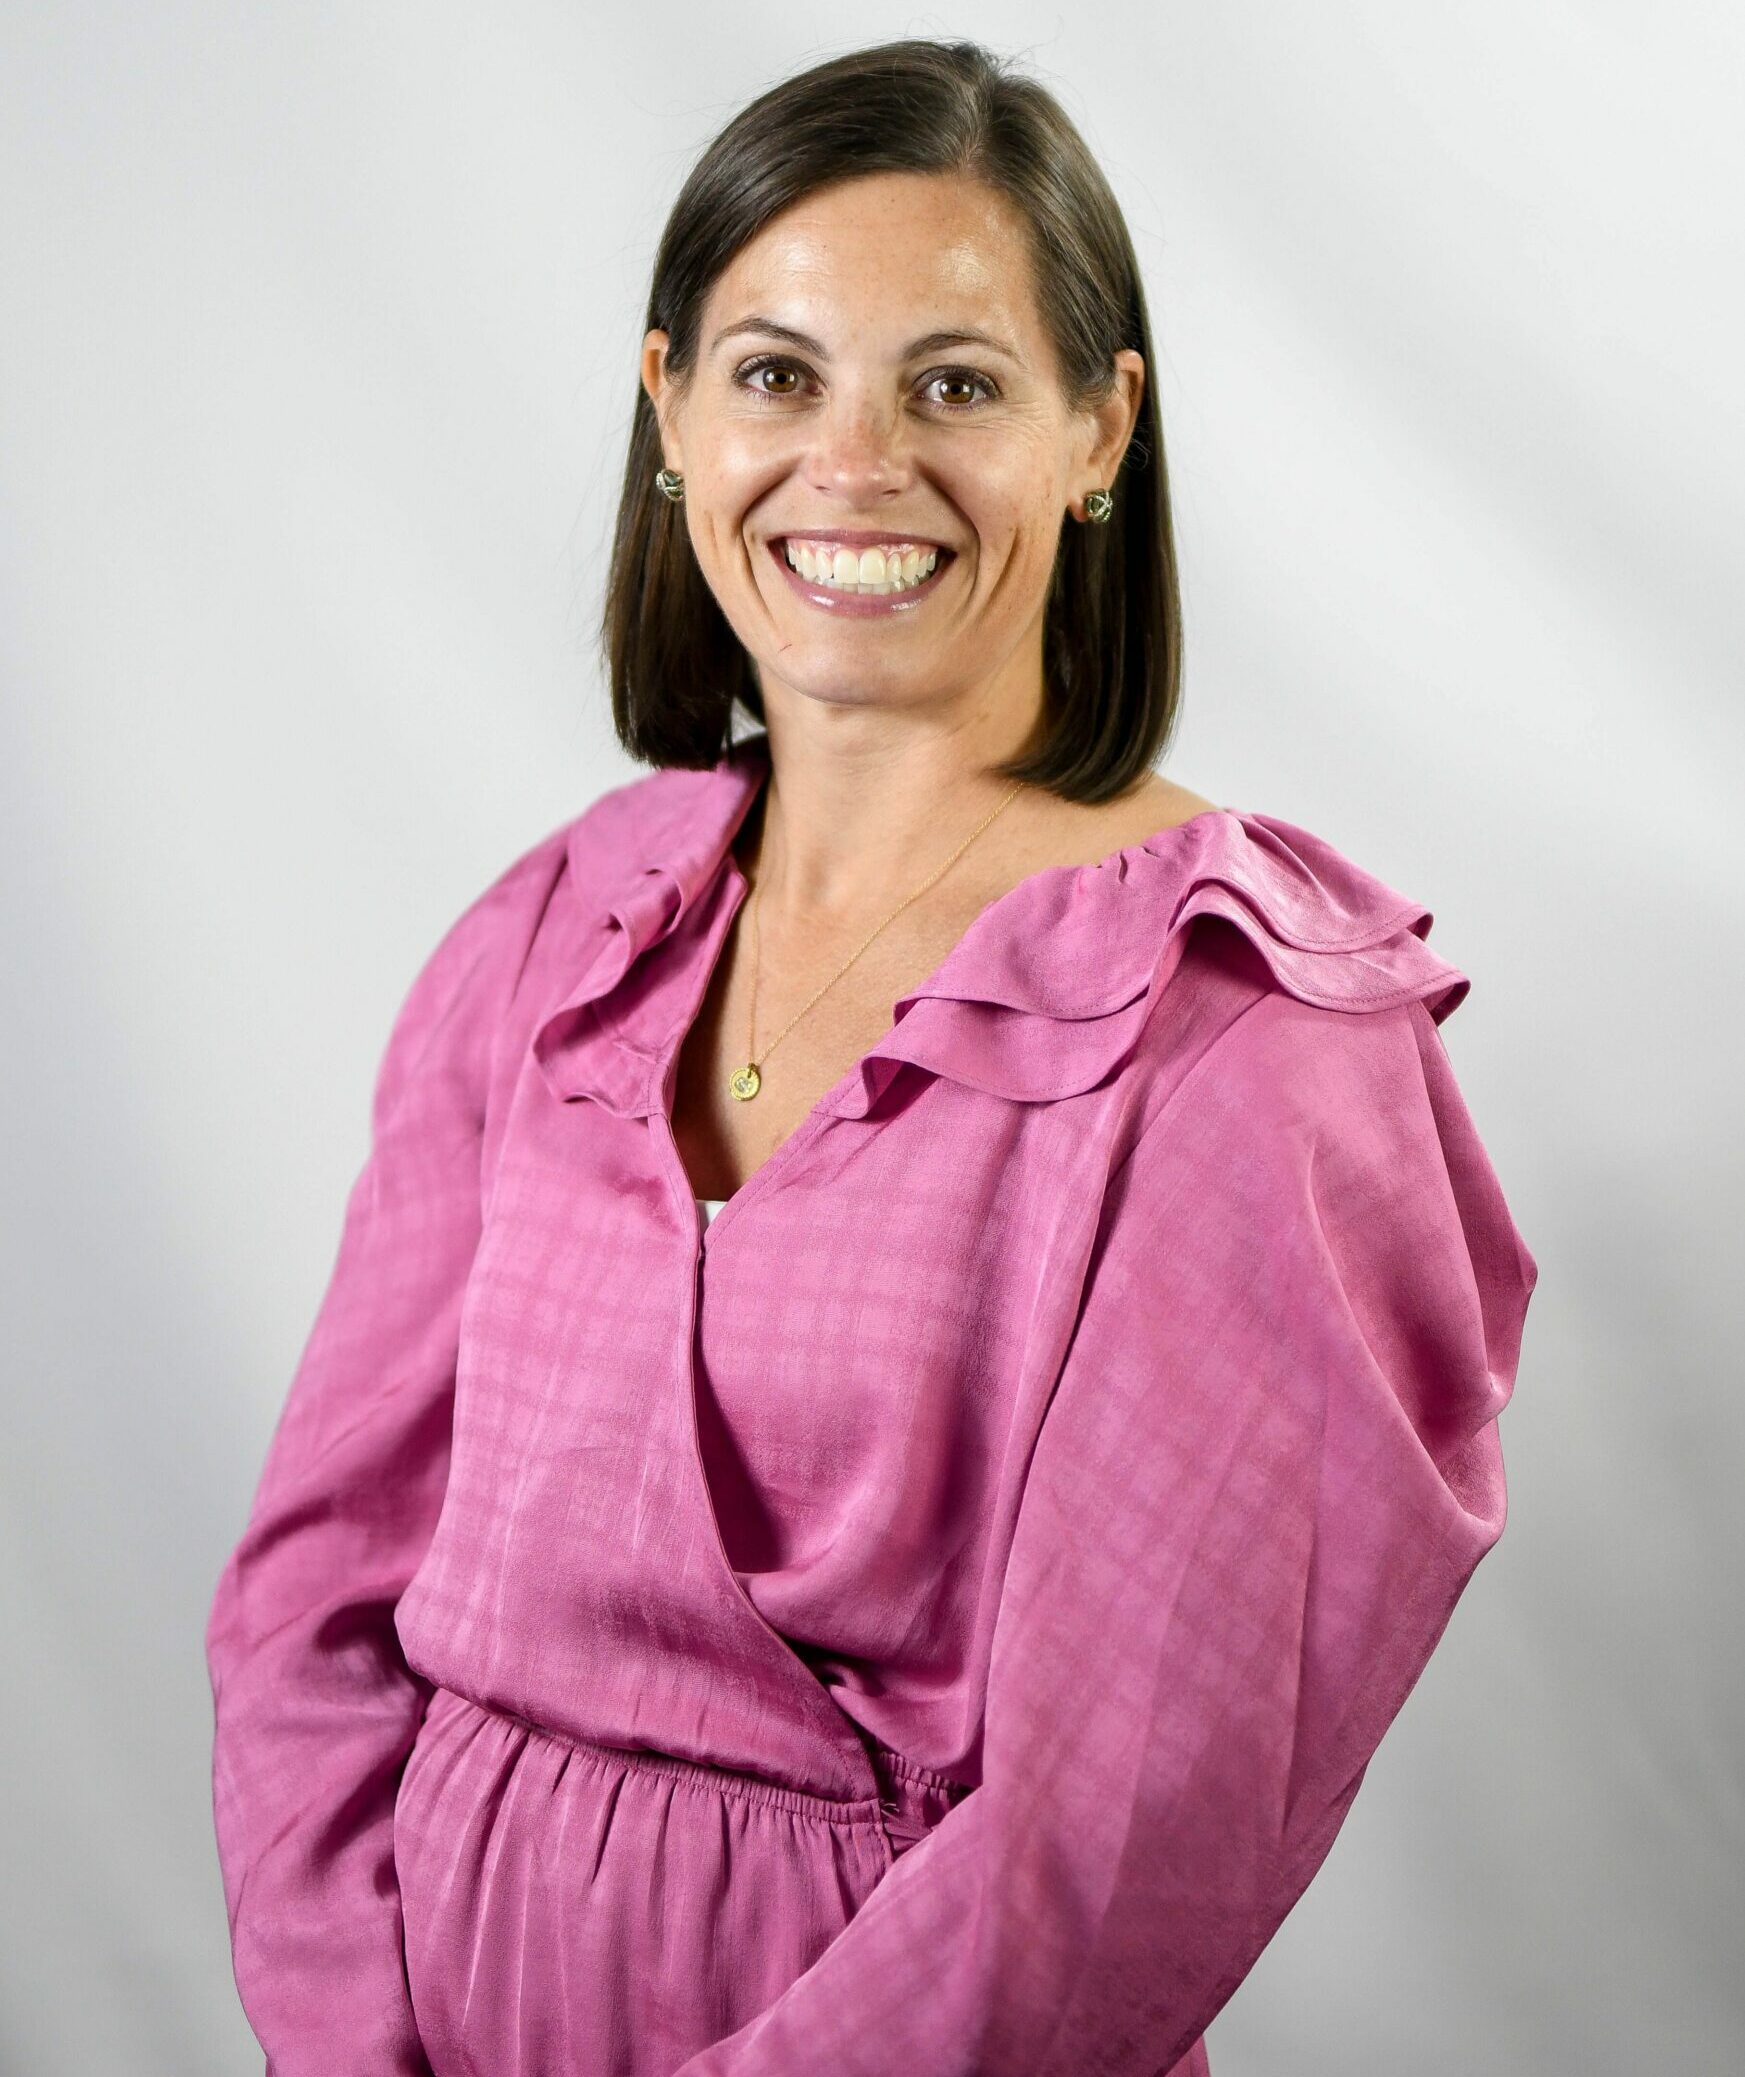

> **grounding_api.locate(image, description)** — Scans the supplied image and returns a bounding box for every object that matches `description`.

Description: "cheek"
[693,446,785,556]
[972,497,1064,577]
[701,417,787,486]
[956,444,1066,555]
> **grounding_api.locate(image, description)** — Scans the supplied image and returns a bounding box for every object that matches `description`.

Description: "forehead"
[705,172,1041,341]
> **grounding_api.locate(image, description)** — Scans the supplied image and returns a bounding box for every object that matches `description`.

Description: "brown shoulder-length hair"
[602,38,1182,804]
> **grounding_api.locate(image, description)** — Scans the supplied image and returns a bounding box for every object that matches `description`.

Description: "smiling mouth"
[767,537,956,614]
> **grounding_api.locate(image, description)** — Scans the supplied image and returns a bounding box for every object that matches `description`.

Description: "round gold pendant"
[729,1063,761,1102]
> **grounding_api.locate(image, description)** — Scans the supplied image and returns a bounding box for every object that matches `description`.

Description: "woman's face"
[642,171,1143,726]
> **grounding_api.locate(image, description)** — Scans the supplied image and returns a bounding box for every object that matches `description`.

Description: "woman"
[205,38,1538,2077]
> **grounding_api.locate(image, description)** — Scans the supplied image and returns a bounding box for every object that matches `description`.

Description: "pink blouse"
[204,732,1538,2076]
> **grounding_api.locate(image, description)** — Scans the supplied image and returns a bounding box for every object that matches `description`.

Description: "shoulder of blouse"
[1115,963,1535,1355]
[357,763,707,1141]
[811,802,1477,1119]
[367,816,577,1137]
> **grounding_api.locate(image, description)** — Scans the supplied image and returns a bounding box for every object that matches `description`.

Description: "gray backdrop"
[3,5,1739,2072]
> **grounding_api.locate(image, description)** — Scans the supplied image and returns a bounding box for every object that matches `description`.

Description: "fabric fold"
[525,735,1469,1120]
[823,809,1470,1115]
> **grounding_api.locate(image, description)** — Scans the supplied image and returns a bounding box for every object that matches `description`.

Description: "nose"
[805,392,912,507]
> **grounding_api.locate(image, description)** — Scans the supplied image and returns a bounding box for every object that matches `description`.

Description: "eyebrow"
[709,316,1024,365]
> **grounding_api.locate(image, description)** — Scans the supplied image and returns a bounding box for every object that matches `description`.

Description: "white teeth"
[783,542,941,594]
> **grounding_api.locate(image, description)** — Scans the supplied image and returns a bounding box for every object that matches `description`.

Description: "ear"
[641,330,682,467]
[1075,348,1145,515]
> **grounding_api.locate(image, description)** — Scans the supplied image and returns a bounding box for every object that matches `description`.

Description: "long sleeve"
[671,991,1539,2077]
[203,833,564,2075]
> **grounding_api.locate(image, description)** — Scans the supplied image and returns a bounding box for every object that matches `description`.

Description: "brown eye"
[923,367,998,412]
[735,355,807,400]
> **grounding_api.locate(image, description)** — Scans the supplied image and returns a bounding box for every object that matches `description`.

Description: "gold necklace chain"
[727,777,1027,1102]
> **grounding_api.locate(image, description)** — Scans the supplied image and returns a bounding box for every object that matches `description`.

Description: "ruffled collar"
[529,734,1469,1119]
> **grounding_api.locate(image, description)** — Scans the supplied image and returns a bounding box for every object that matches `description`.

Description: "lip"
[767,538,955,619]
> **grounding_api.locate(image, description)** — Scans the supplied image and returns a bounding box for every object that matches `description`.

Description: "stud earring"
[655,468,686,503]
[1083,488,1114,524]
